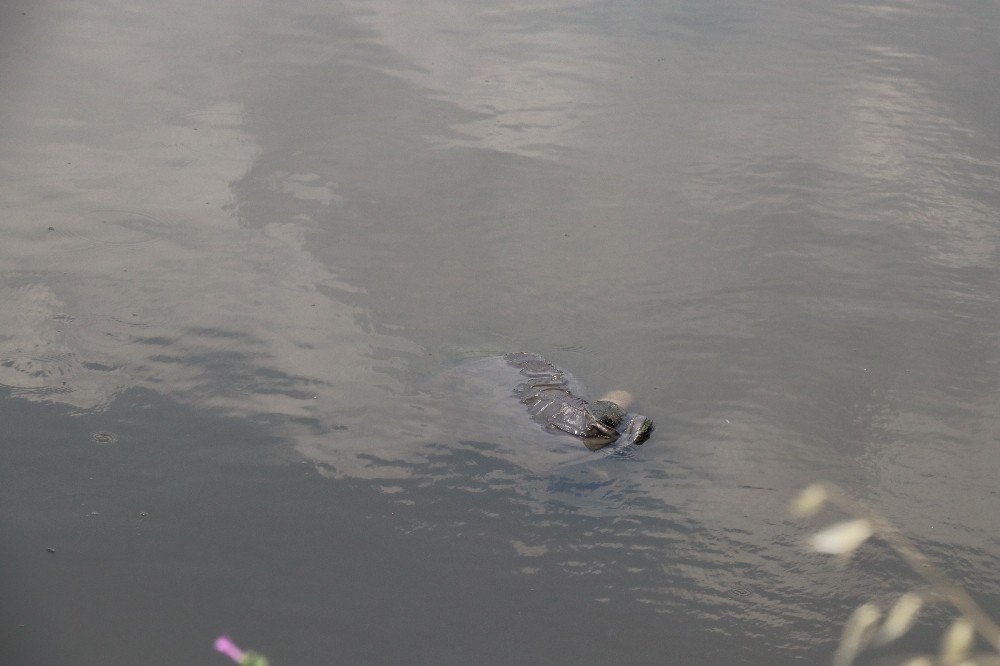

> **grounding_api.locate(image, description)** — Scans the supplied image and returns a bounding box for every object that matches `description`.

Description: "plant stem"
[815,482,1000,654]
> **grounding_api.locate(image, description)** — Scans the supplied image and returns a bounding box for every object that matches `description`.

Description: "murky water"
[2,0,999,663]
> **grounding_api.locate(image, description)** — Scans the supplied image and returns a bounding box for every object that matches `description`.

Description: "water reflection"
[3,0,1000,662]
[0,1,428,468]
[343,0,623,159]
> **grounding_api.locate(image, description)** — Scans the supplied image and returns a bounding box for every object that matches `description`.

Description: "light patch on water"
[259,170,343,205]
[342,0,623,160]
[511,540,548,557]
[0,0,429,473]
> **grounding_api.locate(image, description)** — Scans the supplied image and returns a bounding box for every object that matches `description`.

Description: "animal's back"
[505,352,619,448]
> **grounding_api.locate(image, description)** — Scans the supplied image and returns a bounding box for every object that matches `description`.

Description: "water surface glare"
[1,0,999,664]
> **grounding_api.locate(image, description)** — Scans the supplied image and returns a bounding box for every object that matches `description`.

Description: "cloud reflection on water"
[0,1,433,480]
[343,0,622,159]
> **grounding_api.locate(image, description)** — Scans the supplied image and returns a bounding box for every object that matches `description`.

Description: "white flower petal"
[810,519,874,555]
[791,484,828,517]
[875,592,923,646]
[940,617,974,662]
[833,602,881,666]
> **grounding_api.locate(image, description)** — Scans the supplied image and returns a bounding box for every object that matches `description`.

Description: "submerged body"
[505,352,653,450]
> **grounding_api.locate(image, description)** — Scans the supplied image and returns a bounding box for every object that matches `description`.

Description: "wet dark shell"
[505,352,624,450]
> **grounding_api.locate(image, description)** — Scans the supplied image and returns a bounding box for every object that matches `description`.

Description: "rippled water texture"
[2,0,998,664]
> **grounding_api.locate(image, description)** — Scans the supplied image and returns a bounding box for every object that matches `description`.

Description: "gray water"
[2,0,999,664]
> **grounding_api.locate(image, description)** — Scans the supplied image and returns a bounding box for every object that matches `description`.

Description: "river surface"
[2,1,999,664]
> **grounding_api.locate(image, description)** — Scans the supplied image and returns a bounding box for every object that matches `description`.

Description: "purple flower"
[214,635,245,663]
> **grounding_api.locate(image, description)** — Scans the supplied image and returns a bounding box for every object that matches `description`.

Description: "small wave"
[54,306,175,352]
[89,430,119,445]
[555,344,590,353]
[51,207,173,248]
[172,103,249,129]
[0,351,76,393]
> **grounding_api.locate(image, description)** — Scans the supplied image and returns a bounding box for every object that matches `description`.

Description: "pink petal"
[214,635,245,663]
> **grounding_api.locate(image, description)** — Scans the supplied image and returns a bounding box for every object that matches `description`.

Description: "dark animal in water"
[504,352,653,450]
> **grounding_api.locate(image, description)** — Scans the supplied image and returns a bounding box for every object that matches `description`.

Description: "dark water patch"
[80,361,116,372]
[185,326,263,341]
[133,336,177,346]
